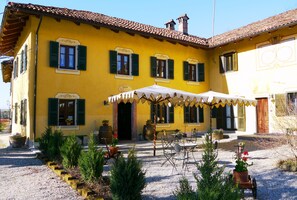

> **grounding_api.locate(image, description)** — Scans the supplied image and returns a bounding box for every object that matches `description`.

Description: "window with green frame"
[109,50,139,76]
[48,98,85,126]
[150,56,174,79]
[150,104,174,123]
[184,106,204,123]
[183,61,205,82]
[49,41,87,70]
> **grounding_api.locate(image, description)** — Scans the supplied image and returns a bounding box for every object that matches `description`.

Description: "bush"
[60,135,82,169]
[38,127,64,160]
[78,134,104,182]
[173,176,196,199]
[195,135,242,200]
[110,149,146,200]
[0,123,4,132]
[278,158,297,172]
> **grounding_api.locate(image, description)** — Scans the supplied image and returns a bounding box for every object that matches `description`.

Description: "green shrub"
[195,135,242,200]
[38,127,64,160]
[173,176,196,200]
[78,134,104,182]
[0,123,4,132]
[110,148,146,200]
[60,135,82,169]
[278,158,297,172]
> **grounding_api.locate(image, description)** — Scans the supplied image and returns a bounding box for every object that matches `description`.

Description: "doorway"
[117,102,132,140]
[256,98,269,133]
[214,105,236,130]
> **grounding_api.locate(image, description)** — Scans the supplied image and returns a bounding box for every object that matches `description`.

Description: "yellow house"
[1,2,297,145]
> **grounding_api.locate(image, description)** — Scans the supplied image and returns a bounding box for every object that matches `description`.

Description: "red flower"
[242,157,248,161]
[243,151,249,155]
[113,133,118,139]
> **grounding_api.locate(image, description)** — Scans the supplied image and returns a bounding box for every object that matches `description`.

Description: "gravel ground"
[1,131,296,200]
[0,133,83,200]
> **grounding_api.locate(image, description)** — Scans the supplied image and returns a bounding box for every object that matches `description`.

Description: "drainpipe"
[33,16,43,145]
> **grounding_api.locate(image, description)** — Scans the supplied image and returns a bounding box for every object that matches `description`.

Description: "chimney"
[165,19,176,30]
[177,14,189,35]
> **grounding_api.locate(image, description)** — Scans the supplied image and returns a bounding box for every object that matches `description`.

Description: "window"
[151,104,174,123]
[219,52,238,73]
[184,106,204,123]
[287,92,297,115]
[20,45,27,73]
[183,61,205,82]
[49,41,87,70]
[14,102,18,124]
[109,50,139,76]
[237,106,245,131]
[117,53,130,75]
[13,58,18,79]
[20,99,27,126]
[60,45,75,69]
[150,56,174,79]
[48,98,85,126]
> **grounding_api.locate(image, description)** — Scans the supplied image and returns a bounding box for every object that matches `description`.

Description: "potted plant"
[9,133,26,148]
[109,134,119,156]
[233,142,252,184]
[212,129,224,140]
[65,118,73,125]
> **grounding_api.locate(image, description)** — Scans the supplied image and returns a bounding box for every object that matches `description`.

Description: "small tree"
[60,135,82,169]
[110,148,146,200]
[195,135,242,200]
[173,176,196,199]
[78,134,104,182]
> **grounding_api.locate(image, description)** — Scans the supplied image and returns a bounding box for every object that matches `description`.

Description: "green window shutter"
[49,41,59,68]
[20,100,23,125]
[169,106,174,123]
[275,94,286,117]
[48,98,58,126]
[198,63,205,82]
[109,50,117,74]
[168,59,174,79]
[77,99,85,125]
[219,55,225,74]
[77,45,87,70]
[233,52,238,71]
[24,45,27,71]
[150,56,157,77]
[131,53,139,76]
[20,50,24,73]
[183,61,189,80]
[199,107,204,123]
[184,106,190,123]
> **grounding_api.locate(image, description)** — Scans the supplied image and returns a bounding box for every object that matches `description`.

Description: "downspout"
[33,16,43,144]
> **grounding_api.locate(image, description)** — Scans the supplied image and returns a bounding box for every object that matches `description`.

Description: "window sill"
[56,69,81,75]
[115,74,134,80]
[154,78,170,83]
[156,124,171,128]
[185,123,201,126]
[186,81,200,86]
[58,125,79,131]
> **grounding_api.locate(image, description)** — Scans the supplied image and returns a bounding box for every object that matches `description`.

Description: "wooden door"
[256,98,269,133]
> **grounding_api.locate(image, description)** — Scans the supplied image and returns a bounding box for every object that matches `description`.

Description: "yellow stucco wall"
[30,16,209,139]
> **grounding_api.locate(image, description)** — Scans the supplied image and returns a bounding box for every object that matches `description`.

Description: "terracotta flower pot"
[233,170,249,183]
[109,146,119,156]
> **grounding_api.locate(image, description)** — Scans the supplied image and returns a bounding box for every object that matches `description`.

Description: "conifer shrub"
[60,135,82,169]
[39,127,64,160]
[173,176,196,199]
[78,134,104,182]
[110,149,146,200]
[195,135,242,200]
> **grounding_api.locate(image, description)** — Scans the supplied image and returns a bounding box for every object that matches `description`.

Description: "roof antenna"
[211,0,216,43]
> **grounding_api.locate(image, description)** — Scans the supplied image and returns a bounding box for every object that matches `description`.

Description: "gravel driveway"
[0,145,83,200]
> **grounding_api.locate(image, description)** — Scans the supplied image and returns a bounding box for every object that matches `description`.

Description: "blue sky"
[0,0,297,109]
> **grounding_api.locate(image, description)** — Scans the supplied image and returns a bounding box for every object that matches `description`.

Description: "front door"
[117,102,132,140]
[256,98,269,133]
[215,106,235,130]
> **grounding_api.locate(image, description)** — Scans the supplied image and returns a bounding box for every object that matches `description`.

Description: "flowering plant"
[110,134,118,147]
[234,141,253,172]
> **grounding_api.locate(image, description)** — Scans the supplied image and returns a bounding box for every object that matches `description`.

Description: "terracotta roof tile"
[5,2,208,47]
[208,8,297,47]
